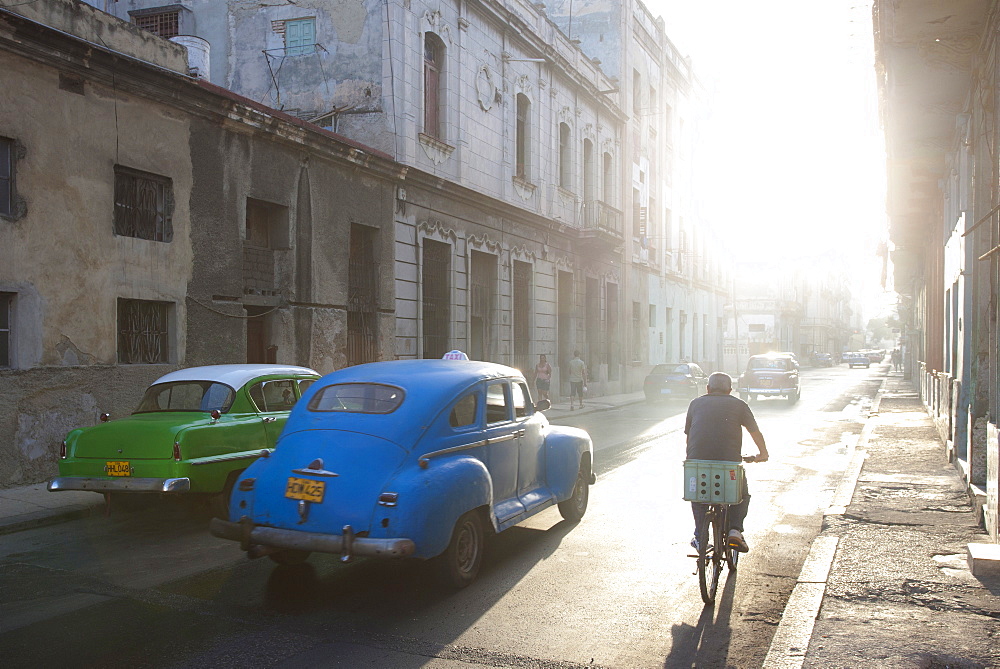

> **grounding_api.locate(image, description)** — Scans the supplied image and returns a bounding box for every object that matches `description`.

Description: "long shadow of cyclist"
[661,574,738,667]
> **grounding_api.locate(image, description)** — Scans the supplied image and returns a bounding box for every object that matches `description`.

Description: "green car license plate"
[105,461,131,476]
[285,477,325,503]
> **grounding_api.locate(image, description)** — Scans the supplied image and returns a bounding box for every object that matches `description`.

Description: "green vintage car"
[48,364,320,506]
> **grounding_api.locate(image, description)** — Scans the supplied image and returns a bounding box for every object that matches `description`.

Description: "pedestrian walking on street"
[568,351,587,411]
[533,354,552,402]
[891,348,902,372]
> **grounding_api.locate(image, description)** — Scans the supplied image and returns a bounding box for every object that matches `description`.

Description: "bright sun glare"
[647,0,888,311]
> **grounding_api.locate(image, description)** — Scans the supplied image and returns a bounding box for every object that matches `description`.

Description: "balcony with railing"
[580,200,623,239]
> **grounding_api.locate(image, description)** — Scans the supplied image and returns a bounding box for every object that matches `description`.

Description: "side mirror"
[535,399,551,412]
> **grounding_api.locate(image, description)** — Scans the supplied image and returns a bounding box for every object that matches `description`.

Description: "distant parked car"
[737,353,800,404]
[643,362,709,402]
[845,352,871,369]
[867,350,885,363]
[210,359,595,588]
[811,352,834,367]
[49,365,321,511]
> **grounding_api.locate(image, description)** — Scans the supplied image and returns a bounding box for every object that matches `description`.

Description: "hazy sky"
[644,0,890,313]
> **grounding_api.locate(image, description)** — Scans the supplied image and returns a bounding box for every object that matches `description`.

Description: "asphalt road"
[0,364,885,668]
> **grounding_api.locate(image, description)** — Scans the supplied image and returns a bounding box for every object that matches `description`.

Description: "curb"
[0,503,103,537]
[762,375,888,669]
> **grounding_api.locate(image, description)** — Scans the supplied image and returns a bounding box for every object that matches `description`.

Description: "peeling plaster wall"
[0,21,194,486]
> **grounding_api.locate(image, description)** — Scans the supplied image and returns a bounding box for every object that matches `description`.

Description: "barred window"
[0,293,12,368]
[118,299,170,364]
[0,138,12,218]
[114,166,173,242]
[133,11,179,39]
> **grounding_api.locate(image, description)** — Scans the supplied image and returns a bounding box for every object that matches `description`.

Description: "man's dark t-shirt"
[685,393,759,461]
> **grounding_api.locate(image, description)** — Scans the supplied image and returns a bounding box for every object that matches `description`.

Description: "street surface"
[0,364,885,668]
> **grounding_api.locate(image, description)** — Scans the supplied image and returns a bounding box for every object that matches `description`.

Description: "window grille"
[0,293,11,367]
[113,167,173,242]
[134,11,179,39]
[513,261,531,374]
[422,240,451,359]
[118,299,169,364]
[470,252,496,361]
[348,224,379,366]
[0,138,12,218]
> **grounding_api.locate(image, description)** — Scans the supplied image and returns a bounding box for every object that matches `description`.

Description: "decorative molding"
[558,105,573,125]
[422,10,453,44]
[515,74,532,94]
[458,16,470,30]
[475,65,498,111]
[512,176,536,201]
[417,218,459,243]
[418,133,455,164]
[468,233,503,255]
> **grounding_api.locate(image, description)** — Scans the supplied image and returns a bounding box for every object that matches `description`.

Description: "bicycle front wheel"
[698,508,722,605]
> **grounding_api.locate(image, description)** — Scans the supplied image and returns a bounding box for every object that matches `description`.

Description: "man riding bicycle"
[685,372,769,552]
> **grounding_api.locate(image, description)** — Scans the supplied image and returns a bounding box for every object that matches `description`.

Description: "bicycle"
[684,457,755,605]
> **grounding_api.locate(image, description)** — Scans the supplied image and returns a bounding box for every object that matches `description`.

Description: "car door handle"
[514,429,525,438]
[262,417,276,423]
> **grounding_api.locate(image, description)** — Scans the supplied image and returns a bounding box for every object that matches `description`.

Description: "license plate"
[660,388,672,394]
[285,477,325,503]
[759,378,772,388]
[105,461,131,476]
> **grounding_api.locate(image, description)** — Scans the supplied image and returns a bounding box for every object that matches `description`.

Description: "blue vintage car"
[209,359,595,587]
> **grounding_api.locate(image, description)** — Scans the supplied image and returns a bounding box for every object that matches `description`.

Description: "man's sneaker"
[727,529,749,553]
[690,535,699,551]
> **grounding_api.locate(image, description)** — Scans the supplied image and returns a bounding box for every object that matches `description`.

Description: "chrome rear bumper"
[209,517,416,560]
[47,477,191,493]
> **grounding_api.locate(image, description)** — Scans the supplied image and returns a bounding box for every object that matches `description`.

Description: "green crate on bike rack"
[683,459,745,504]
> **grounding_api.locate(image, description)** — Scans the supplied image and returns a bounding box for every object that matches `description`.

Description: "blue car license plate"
[660,388,671,394]
[285,477,325,503]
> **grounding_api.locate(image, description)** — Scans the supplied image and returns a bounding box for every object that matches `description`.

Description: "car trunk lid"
[245,429,408,534]
[68,414,202,460]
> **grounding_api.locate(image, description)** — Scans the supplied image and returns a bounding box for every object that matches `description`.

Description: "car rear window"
[748,358,789,371]
[308,383,403,414]
[652,364,689,374]
[135,381,235,413]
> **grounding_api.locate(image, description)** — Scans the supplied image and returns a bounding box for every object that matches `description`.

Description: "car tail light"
[60,441,67,459]
[173,442,182,461]
[378,492,399,507]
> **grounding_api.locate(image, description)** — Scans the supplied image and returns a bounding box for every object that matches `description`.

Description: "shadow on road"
[661,572,738,668]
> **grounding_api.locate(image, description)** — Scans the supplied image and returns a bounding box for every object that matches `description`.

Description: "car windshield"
[134,381,235,413]
[748,358,789,371]
[308,383,404,414]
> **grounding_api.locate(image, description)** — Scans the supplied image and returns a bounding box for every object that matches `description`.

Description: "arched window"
[424,33,445,139]
[559,122,572,189]
[602,151,614,203]
[583,138,595,202]
[516,94,530,179]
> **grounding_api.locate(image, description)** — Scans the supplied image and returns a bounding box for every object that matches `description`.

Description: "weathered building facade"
[0,1,399,486]
[874,0,1000,538]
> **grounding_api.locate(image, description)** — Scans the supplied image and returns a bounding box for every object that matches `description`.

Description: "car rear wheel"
[558,464,590,522]
[439,510,485,588]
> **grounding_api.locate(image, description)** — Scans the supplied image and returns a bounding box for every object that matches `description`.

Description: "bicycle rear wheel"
[723,506,740,571]
[697,507,722,605]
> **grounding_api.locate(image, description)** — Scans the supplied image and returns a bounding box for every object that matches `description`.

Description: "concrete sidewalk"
[766,373,1000,668]
[0,389,647,537]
